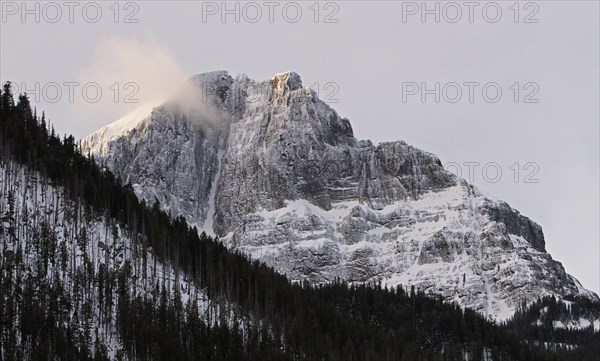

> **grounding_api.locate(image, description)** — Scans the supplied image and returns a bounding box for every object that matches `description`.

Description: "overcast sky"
[1,0,598,294]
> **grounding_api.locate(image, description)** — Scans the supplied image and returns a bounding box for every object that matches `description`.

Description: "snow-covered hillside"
[0,160,220,358]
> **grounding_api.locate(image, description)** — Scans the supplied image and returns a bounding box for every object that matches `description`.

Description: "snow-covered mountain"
[82,71,598,321]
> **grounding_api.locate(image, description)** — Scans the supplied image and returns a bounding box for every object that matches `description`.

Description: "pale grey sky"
[1,0,598,294]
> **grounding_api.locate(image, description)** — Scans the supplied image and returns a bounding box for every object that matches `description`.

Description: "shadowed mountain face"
[83,71,597,321]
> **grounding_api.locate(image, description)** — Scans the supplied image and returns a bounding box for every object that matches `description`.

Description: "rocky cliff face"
[82,71,598,321]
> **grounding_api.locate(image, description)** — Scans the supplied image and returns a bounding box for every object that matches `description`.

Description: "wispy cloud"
[74,36,188,131]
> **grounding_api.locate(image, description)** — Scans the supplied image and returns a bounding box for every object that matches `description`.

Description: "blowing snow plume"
[73,37,189,137]
[78,37,228,156]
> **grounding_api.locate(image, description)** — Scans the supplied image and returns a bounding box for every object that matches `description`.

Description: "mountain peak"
[187,70,304,92]
[189,70,231,83]
[272,71,303,91]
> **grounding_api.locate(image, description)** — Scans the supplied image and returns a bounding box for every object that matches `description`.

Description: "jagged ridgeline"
[1,83,599,360]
